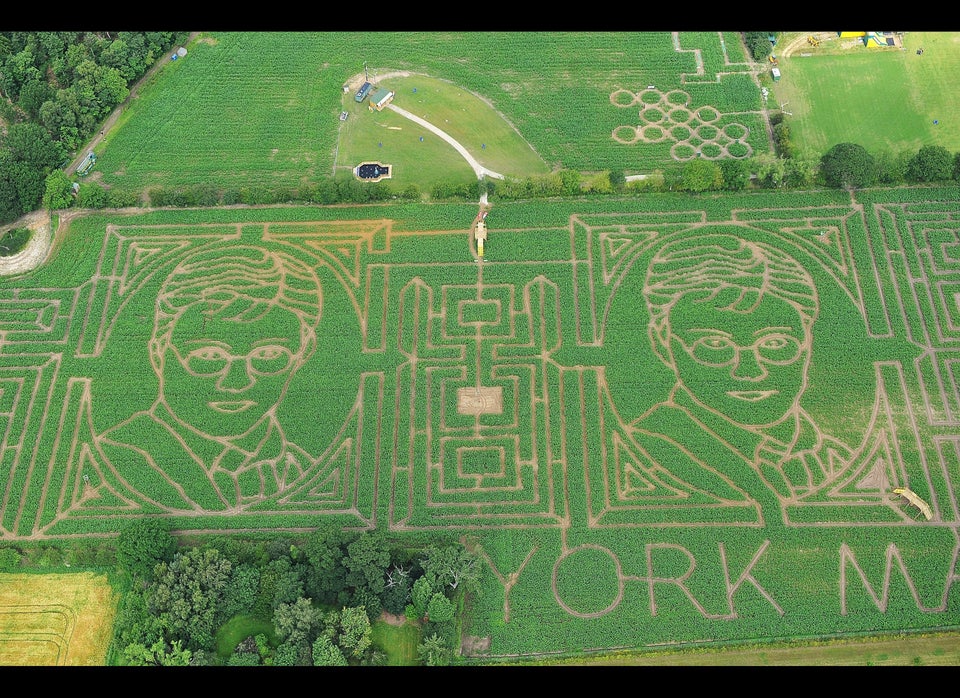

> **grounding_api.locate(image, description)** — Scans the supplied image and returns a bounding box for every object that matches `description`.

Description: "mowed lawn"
[774,31,960,156]
[335,74,550,193]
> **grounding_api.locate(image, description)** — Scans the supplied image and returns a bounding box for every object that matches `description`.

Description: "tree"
[417,632,452,667]
[17,79,53,120]
[114,582,166,654]
[420,543,482,595]
[124,638,192,666]
[272,596,320,645]
[39,91,83,150]
[874,149,910,185]
[558,168,581,195]
[254,633,272,663]
[1,48,43,101]
[608,169,626,190]
[783,151,819,188]
[221,563,261,618]
[227,651,262,666]
[101,37,145,83]
[410,575,433,620]
[381,563,414,615]
[0,31,177,221]
[719,159,750,191]
[660,163,685,192]
[350,584,383,620]
[906,144,954,182]
[744,32,774,61]
[0,123,66,220]
[527,172,563,198]
[116,518,176,580]
[680,159,722,192]
[8,161,45,217]
[0,547,21,571]
[773,120,794,158]
[303,524,354,606]
[752,151,786,188]
[343,529,391,597]
[338,605,372,659]
[227,635,261,666]
[266,555,306,609]
[149,547,232,650]
[42,169,74,210]
[581,171,612,194]
[77,182,108,208]
[312,634,348,666]
[4,122,66,171]
[426,593,454,623]
[0,154,26,224]
[819,142,876,189]
[273,641,310,667]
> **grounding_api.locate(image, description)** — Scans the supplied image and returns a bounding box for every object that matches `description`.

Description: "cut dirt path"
[386,103,504,181]
[66,32,202,176]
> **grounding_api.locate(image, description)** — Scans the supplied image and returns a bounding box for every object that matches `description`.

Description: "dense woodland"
[0,31,180,224]
[111,522,480,666]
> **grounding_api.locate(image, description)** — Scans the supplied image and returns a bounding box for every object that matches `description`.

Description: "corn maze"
[2,186,960,656]
[610,32,760,161]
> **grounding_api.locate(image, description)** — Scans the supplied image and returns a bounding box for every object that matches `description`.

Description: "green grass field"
[334,74,550,192]
[773,32,960,155]
[92,31,960,199]
[371,618,420,665]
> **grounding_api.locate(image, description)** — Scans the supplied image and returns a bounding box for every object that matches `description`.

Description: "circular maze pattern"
[610,87,753,161]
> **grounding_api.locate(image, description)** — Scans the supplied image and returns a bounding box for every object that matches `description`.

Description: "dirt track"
[0,209,53,276]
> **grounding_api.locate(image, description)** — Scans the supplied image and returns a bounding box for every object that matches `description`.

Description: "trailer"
[354,81,372,103]
[76,151,97,176]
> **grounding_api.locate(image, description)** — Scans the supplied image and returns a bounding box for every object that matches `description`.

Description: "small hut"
[368,88,395,112]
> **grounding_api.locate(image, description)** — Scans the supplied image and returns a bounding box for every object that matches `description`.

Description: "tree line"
[24,519,476,666]
[0,520,482,665]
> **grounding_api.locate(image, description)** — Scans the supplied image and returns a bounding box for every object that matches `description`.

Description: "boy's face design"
[160,303,305,438]
[666,289,811,427]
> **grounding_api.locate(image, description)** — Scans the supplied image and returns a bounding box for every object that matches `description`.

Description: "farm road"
[387,103,504,181]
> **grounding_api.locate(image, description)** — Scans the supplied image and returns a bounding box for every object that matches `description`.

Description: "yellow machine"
[893,487,933,521]
[808,36,821,47]
[475,219,487,260]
